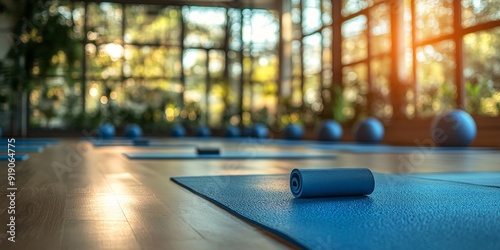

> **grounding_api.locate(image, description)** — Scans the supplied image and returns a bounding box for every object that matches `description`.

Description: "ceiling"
[81,0,279,10]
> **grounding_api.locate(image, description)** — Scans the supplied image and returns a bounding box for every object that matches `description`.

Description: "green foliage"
[332,85,348,124]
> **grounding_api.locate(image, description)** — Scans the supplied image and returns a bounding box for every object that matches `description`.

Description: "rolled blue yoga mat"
[290,168,375,198]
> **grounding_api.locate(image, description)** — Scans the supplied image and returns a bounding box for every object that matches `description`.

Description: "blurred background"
[0,0,499,142]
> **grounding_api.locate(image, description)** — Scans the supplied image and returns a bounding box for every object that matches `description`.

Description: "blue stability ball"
[431,109,477,147]
[171,125,186,137]
[251,123,269,139]
[225,125,241,137]
[283,123,304,140]
[99,123,115,139]
[318,120,343,141]
[125,124,142,139]
[196,126,211,137]
[353,117,384,143]
[0,127,2,138]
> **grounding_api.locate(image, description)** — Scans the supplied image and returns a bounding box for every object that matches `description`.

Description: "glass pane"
[342,15,368,64]
[323,0,333,25]
[72,2,86,40]
[464,27,500,116]
[342,0,371,16]
[252,82,278,118]
[292,77,303,107]
[123,79,183,124]
[302,0,322,34]
[87,2,123,43]
[370,3,391,56]
[183,49,207,120]
[250,52,278,84]
[125,79,182,104]
[183,7,226,48]
[208,50,227,127]
[85,43,123,79]
[124,46,181,78]
[85,80,122,113]
[415,0,453,42]
[371,57,392,118]
[226,50,242,124]
[342,63,368,121]
[303,33,322,106]
[292,40,302,76]
[462,0,500,27]
[30,77,82,128]
[228,9,243,51]
[322,28,333,89]
[125,5,181,45]
[416,40,456,117]
[208,80,228,127]
[243,9,279,52]
[209,50,225,79]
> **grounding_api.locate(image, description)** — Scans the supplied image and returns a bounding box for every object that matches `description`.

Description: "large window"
[23,2,279,130]
[335,0,500,122]
[12,0,500,133]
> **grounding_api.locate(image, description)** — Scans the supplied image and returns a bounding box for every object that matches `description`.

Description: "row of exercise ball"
[97,109,477,147]
[98,123,244,139]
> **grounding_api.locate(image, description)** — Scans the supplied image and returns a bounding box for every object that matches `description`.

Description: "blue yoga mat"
[2,139,59,146]
[0,154,30,161]
[124,152,336,160]
[0,146,43,152]
[171,172,500,249]
[410,172,500,188]
[311,143,499,154]
[92,141,196,148]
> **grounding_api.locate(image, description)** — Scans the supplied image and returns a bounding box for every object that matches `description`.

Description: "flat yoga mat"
[311,143,499,154]
[92,141,196,148]
[171,173,500,249]
[0,146,43,152]
[0,154,30,161]
[410,172,500,188]
[3,139,59,146]
[125,152,336,160]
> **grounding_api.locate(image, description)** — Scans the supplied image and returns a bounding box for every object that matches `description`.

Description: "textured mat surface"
[311,143,498,153]
[0,154,30,161]
[125,152,336,160]
[171,173,500,249]
[410,172,500,188]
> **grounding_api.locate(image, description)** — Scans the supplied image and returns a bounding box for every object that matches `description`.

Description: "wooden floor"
[1,139,499,249]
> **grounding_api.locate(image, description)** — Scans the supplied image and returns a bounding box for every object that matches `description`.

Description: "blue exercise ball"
[225,125,241,137]
[171,125,186,137]
[352,117,384,143]
[99,123,115,139]
[251,123,269,139]
[283,123,304,140]
[317,120,343,141]
[0,127,2,138]
[125,124,142,139]
[431,109,476,147]
[196,126,211,137]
